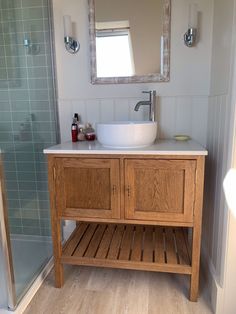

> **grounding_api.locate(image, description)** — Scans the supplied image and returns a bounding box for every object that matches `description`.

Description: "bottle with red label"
[71,117,78,142]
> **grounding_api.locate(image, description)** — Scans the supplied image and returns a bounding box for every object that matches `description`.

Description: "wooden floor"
[24,265,212,314]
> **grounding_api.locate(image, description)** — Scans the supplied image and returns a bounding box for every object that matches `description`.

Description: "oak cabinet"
[55,157,120,219]
[54,157,196,224]
[125,159,196,223]
[47,153,205,302]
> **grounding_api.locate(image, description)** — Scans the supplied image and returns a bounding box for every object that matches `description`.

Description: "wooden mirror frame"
[88,0,171,84]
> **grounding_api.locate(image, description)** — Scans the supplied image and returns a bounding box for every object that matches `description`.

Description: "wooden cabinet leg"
[52,219,64,288]
[54,258,64,288]
[189,225,201,302]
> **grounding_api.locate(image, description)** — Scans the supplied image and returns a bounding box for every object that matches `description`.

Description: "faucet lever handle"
[142,91,152,94]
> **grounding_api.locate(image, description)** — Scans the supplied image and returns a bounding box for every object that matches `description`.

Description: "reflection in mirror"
[89,0,171,84]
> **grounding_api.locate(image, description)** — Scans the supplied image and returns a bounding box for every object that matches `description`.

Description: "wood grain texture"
[61,223,191,275]
[46,154,205,302]
[24,266,212,314]
[125,159,196,223]
[190,156,205,301]
[47,156,64,287]
[55,157,120,219]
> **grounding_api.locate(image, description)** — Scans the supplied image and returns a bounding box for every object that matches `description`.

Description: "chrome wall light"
[63,15,80,54]
[184,3,198,47]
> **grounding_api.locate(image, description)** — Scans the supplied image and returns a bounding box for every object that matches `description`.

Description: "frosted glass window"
[96,34,134,77]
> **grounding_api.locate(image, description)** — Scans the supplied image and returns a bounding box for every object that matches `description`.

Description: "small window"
[96,29,134,77]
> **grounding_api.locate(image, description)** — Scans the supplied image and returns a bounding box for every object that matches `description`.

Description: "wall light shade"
[63,15,80,54]
[184,3,198,47]
[223,169,236,217]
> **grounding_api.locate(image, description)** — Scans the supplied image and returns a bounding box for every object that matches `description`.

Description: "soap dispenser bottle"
[71,117,78,142]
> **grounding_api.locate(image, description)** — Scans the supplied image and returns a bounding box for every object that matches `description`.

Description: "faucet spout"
[134,91,157,122]
[134,101,151,112]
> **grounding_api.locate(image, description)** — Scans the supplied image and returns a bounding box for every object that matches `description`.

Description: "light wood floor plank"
[24,266,212,314]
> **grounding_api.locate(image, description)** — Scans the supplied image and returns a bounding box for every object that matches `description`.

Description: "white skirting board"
[201,245,224,314]
[0,258,53,314]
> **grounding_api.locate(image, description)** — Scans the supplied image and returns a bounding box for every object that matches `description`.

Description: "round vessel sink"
[96,121,157,148]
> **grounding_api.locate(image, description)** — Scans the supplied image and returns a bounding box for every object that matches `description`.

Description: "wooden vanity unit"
[44,140,207,302]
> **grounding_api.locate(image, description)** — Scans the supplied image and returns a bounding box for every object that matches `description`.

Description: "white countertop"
[43,140,208,156]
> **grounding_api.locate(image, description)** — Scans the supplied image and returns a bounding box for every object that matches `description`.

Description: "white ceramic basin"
[96,121,157,148]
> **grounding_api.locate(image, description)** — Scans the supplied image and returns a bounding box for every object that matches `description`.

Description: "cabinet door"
[55,158,120,219]
[125,159,196,223]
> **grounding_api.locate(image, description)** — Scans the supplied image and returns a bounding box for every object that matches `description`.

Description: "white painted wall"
[202,0,236,312]
[52,0,213,145]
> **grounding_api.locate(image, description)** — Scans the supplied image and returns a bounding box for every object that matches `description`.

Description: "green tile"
[30,102,51,111]
[7,191,20,200]
[22,8,43,20]
[8,209,21,218]
[10,90,29,102]
[8,68,27,79]
[28,78,48,89]
[39,209,50,219]
[9,218,22,226]
[22,226,41,235]
[41,228,51,236]
[29,90,49,101]
[4,32,23,45]
[37,191,49,201]
[17,162,35,172]
[11,100,30,111]
[12,111,30,122]
[15,152,34,162]
[22,0,43,7]
[18,181,36,191]
[18,171,36,182]
[5,44,26,57]
[14,142,34,151]
[10,225,23,234]
[6,180,18,190]
[22,218,40,227]
[0,91,9,102]
[33,111,52,121]
[36,171,48,182]
[1,8,23,22]
[27,55,46,67]
[0,122,12,131]
[23,20,44,32]
[40,218,50,229]
[7,199,20,209]
[19,190,37,199]
[3,152,15,162]
[0,0,22,9]
[0,57,6,68]
[0,112,11,121]
[0,68,7,79]
[37,180,48,191]
[39,200,49,210]
[20,198,38,209]
[6,56,26,68]
[0,132,13,142]
[5,21,24,33]
[21,209,39,219]
[27,66,47,78]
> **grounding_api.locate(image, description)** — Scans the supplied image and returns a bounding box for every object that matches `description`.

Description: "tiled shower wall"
[0,0,57,236]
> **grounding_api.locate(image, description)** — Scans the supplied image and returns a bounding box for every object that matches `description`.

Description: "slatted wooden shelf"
[61,223,192,274]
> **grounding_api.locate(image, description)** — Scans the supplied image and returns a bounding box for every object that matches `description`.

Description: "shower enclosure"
[0,0,58,309]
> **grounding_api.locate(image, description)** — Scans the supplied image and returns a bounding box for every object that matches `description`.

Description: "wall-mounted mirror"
[88,0,171,84]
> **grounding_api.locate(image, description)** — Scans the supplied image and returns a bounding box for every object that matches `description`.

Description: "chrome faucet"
[134,90,156,122]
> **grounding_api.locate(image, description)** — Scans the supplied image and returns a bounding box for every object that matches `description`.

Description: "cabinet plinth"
[47,153,205,302]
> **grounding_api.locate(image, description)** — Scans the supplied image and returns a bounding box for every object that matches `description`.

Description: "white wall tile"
[114,99,130,121]
[85,99,100,127]
[100,99,115,122]
[175,96,192,136]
